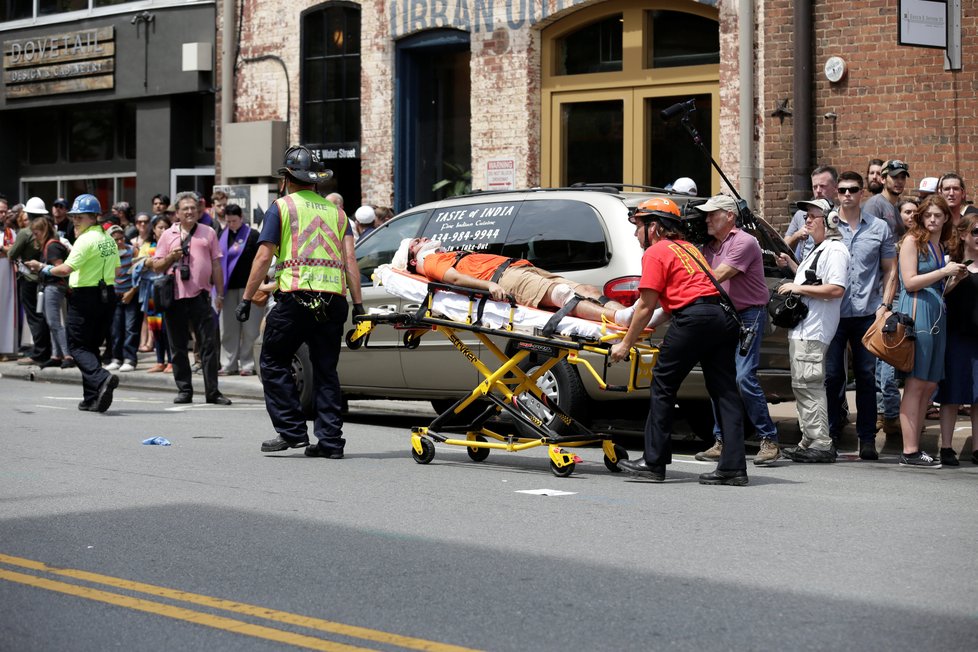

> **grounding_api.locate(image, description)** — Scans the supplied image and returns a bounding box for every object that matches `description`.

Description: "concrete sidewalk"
[1,354,973,457]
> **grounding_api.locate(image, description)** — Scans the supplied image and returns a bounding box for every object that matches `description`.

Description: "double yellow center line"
[0,553,480,652]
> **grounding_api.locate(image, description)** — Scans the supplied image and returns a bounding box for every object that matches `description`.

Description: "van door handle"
[377,304,398,313]
[404,304,421,312]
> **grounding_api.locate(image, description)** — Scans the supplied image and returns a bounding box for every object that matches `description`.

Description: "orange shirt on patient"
[422,252,531,282]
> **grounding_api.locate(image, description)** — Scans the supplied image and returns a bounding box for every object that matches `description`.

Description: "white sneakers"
[104,360,121,371]
[119,361,135,372]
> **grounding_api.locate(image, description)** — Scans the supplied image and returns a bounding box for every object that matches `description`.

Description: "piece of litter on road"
[142,436,172,446]
[515,489,577,496]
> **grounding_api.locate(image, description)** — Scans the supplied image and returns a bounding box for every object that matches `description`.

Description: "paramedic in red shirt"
[393,238,624,322]
[610,198,748,486]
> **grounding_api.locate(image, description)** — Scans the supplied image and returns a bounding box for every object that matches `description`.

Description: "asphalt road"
[1,378,977,651]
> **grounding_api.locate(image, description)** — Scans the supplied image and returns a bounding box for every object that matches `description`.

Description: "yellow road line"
[0,568,375,652]
[0,553,480,652]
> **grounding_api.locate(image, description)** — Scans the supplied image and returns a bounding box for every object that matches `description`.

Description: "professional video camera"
[659,99,758,246]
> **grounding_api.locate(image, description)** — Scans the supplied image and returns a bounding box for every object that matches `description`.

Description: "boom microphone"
[660,99,696,121]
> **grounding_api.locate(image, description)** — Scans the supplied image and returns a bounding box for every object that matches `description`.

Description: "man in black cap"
[51,198,74,244]
[237,146,363,459]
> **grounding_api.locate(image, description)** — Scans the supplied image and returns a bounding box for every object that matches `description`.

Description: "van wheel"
[293,344,315,418]
[515,358,590,436]
[679,399,717,443]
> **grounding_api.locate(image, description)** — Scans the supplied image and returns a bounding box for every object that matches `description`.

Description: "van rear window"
[419,199,609,272]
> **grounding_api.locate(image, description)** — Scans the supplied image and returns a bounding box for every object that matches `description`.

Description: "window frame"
[0,0,212,32]
[540,0,720,191]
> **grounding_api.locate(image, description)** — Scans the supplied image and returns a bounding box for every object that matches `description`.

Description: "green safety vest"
[274,190,347,294]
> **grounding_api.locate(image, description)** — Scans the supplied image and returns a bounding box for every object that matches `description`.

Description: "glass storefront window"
[301,4,361,144]
[0,0,33,22]
[560,100,623,186]
[68,106,114,163]
[556,15,622,75]
[38,0,87,17]
[647,10,720,68]
[25,109,59,165]
[645,94,712,191]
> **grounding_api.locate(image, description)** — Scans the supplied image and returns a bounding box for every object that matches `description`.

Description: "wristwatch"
[882,303,892,311]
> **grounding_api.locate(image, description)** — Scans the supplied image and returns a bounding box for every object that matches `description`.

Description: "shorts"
[498,266,580,307]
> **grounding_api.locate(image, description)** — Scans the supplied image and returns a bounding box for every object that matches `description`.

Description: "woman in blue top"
[895,195,968,467]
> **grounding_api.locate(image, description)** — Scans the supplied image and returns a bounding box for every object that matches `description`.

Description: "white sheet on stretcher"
[374,264,620,340]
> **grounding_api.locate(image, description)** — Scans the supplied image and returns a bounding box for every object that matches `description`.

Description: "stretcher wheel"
[412,438,435,464]
[403,332,422,349]
[467,436,490,462]
[550,459,575,477]
[604,444,628,473]
[345,330,362,350]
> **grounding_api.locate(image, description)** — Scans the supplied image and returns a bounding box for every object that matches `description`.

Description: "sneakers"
[753,439,781,466]
[859,440,879,461]
[940,448,960,467]
[899,450,942,468]
[119,361,136,372]
[785,446,836,463]
[104,360,121,371]
[695,440,722,461]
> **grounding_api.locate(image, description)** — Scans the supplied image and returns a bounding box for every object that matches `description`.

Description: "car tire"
[679,399,717,443]
[515,357,591,436]
[293,344,315,418]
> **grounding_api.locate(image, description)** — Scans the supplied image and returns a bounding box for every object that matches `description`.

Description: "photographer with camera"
[610,198,749,486]
[147,191,231,406]
[691,195,782,466]
[775,199,850,462]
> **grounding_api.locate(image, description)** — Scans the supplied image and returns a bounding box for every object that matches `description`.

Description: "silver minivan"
[277,188,795,439]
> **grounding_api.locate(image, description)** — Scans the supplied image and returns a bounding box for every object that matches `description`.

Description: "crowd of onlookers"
[0,190,268,387]
[775,161,977,468]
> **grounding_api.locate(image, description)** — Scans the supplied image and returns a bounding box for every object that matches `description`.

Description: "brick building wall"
[761,1,978,232]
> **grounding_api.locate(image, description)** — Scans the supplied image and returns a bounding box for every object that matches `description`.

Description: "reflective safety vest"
[274,190,347,294]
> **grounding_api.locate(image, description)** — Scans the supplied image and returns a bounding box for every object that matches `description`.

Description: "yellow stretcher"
[346,281,659,477]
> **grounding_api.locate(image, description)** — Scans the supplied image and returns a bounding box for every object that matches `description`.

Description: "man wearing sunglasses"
[824,171,898,461]
[864,159,910,240]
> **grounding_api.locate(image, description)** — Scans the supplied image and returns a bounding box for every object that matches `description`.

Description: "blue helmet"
[68,194,101,216]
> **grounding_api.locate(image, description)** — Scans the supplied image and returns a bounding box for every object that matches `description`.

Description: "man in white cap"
[917,177,939,199]
[8,197,52,364]
[668,177,698,196]
[775,200,850,462]
[353,205,378,240]
[691,194,781,466]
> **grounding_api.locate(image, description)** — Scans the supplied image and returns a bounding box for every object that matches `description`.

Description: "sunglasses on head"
[837,186,862,194]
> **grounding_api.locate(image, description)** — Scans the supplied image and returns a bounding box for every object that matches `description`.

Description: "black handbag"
[768,244,826,329]
[768,290,808,328]
[152,273,174,311]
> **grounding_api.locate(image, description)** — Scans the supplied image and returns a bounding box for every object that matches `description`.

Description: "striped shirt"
[115,244,134,294]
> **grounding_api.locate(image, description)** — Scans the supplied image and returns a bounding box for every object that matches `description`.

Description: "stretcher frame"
[346,281,659,477]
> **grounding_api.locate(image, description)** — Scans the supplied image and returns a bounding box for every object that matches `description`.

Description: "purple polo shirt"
[154,221,222,300]
[702,227,769,312]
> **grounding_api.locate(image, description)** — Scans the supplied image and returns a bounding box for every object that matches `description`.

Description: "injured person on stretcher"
[391,238,627,322]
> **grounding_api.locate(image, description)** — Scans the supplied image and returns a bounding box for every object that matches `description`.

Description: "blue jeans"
[712,305,778,441]
[42,284,69,359]
[826,315,878,442]
[875,358,900,419]
[111,295,142,363]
